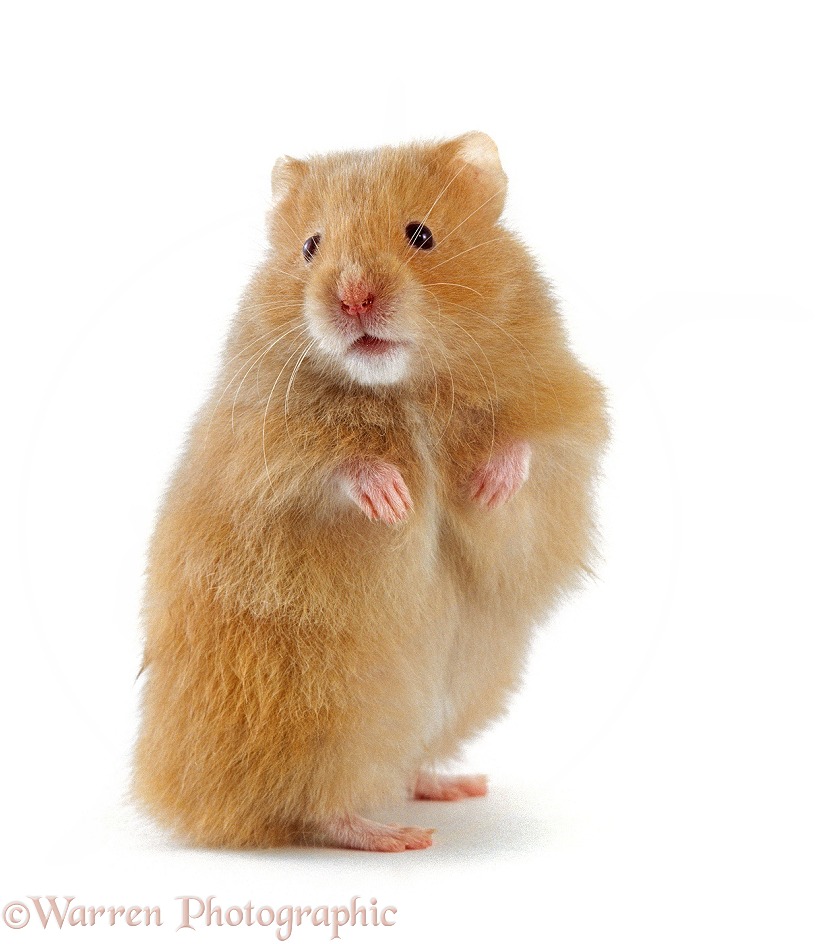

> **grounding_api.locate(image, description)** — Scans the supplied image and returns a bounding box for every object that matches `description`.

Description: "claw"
[337,458,413,524]
[469,440,532,510]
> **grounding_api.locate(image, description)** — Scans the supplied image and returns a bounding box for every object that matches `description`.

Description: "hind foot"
[414,772,488,801]
[315,813,434,852]
[469,439,531,510]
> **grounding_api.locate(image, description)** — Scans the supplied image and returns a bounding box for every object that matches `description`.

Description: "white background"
[1,1,831,941]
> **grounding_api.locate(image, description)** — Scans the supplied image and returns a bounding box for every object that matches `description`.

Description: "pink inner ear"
[455,132,506,183]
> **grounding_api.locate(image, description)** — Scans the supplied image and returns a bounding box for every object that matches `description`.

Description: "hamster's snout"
[340,286,375,319]
[335,270,385,331]
[303,256,418,387]
[332,265,395,335]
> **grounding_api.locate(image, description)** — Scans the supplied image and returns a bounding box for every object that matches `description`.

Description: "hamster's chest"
[369,402,492,513]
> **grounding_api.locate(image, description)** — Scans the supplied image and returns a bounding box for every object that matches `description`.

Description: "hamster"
[133,132,609,852]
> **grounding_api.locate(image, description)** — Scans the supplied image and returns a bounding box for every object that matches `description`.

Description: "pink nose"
[340,292,375,317]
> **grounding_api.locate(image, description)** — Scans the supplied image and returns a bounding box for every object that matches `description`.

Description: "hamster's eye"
[302,233,321,262]
[405,222,434,251]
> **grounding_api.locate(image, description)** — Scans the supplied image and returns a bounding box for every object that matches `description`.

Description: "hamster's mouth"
[334,330,411,386]
[349,334,402,356]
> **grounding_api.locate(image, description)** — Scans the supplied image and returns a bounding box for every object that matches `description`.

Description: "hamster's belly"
[425,452,579,752]
[291,466,461,765]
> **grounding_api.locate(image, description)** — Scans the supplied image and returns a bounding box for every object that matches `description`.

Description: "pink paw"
[317,813,434,852]
[414,772,489,801]
[469,439,532,510]
[337,457,413,524]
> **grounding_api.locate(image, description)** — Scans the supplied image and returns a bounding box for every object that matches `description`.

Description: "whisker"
[420,293,458,442]
[445,305,582,483]
[283,338,317,443]
[423,163,466,225]
[413,336,441,425]
[428,235,509,272]
[430,189,504,252]
[231,323,307,432]
[423,281,484,298]
[240,265,305,287]
[386,185,393,251]
[223,323,292,365]
[260,334,313,493]
[444,300,540,425]
[433,303,499,464]
[270,209,304,248]
[203,322,305,442]
[234,299,306,318]
[223,308,306,354]
[404,162,468,261]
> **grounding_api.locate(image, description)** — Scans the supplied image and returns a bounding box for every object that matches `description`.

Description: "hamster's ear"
[271,156,306,202]
[443,131,507,216]
[455,131,505,181]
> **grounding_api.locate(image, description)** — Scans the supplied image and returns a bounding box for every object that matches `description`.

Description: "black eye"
[405,222,434,250]
[302,233,321,262]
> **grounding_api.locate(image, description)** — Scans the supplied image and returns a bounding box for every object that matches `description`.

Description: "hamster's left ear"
[271,156,306,202]
[443,131,508,217]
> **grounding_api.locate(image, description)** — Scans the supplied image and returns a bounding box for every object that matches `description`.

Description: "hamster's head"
[265,132,509,389]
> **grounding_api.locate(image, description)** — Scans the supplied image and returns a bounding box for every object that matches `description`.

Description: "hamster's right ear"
[271,156,306,202]
[454,131,506,185]
[442,131,508,217]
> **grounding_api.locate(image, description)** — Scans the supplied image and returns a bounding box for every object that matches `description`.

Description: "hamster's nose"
[340,288,375,318]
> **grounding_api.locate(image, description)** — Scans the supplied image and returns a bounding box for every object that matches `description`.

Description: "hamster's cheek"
[302,299,346,358]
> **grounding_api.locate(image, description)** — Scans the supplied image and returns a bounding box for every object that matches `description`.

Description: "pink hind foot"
[414,772,489,801]
[315,813,434,852]
[469,439,532,510]
[336,457,413,524]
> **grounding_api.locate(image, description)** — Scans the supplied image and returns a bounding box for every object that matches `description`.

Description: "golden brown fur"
[133,132,609,849]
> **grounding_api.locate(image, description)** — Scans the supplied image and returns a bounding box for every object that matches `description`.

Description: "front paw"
[337,457,413,524]
[469,439,532,510]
